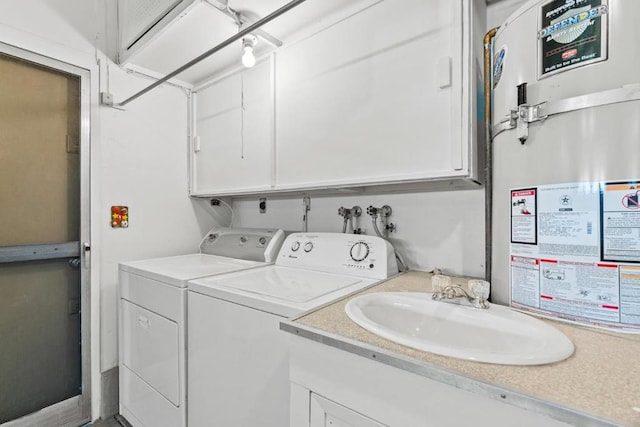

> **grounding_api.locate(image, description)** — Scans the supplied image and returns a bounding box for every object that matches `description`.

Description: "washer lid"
[188,265,380,317]
[119,253,265,288]
[212,266,364,302]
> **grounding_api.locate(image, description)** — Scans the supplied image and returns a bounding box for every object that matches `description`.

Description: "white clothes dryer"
[117,227,285,427]
[187,232,398,427]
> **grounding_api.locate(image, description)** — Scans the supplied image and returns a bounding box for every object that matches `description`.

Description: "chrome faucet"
[432,284,490,309]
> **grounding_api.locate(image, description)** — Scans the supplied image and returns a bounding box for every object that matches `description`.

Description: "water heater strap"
[493,84,640,140]
[540,85,640,118]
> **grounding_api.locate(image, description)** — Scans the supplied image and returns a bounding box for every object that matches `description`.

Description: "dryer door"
[121,300,180,405]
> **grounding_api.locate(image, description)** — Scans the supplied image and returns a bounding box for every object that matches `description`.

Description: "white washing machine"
[117,227,286,427]
[187,232,399,427]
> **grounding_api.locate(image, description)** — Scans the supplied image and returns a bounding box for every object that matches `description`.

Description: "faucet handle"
[431,274,452,293]
[468,279,490,301]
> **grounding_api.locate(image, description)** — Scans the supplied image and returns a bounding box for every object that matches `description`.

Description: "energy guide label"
[510,181,640,332]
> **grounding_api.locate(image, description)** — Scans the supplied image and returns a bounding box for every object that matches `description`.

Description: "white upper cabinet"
[187,0,485,196]
[191,59,274,195]
[275,0,465,190]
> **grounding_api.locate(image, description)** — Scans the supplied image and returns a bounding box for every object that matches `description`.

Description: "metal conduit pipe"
[484,27,499,286]
[118,0,309,106]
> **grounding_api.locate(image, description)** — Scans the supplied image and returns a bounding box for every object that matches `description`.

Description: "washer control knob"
[291,241,301,252]
[304,242,314,253]
[350,241,370,262]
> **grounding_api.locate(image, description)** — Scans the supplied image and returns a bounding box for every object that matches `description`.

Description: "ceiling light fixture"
[241,35,257,68]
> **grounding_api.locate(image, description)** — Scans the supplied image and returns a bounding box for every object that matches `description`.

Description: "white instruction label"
[602,183,640,262]
[511,256,540,308]
[537,183,600,261]
[510,181,640,332]
[511,189,537,244]
[620,265,640,325]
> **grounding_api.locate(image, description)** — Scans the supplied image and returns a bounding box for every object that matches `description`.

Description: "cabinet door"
[275,0,465,189]
[310,393,386,427]
[191,58,274,195]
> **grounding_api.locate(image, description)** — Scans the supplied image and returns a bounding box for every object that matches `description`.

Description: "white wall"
[488,0,529,29]
[0,0,218,420]
[98,67,218,371]
[234,190,486,277]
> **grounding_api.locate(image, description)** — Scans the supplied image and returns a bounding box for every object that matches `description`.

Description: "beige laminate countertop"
[287,271,640,427]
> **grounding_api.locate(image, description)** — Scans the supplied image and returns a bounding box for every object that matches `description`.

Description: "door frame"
[0,42,91,427]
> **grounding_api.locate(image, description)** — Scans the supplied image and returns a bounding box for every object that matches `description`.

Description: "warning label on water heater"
[538,0,608,78]
[510,181,640,332]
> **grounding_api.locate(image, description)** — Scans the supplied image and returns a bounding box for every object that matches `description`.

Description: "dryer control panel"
[276,233,398,279]
[200,227,286,263]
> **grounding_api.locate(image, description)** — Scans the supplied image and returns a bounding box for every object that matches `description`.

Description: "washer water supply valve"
[365,204,407,271]
[338,206,362,234]
[367,205,395,237]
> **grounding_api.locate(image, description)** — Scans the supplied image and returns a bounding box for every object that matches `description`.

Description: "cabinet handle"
[137,315,150,328]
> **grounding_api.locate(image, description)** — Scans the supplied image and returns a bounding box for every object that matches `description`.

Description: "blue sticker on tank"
[493,46,507,89]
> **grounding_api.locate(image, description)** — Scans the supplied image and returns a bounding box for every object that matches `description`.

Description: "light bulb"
[242,45,256,68]
[241,35,257,68]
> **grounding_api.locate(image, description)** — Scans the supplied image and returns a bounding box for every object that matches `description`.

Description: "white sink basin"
[345,292,574,365]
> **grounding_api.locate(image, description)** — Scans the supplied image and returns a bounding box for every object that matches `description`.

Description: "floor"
[85,415,130,427]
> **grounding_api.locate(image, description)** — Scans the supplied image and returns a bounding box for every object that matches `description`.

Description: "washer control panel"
[277,233,398,279]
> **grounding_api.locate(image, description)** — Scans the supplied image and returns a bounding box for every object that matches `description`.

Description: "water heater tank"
[490,0,640,332]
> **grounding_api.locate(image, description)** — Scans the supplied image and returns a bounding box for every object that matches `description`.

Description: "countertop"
[282,271,640,427]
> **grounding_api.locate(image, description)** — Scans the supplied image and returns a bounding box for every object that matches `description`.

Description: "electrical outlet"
[259,198,267,213]
[100,92,114,106]
[211,199,221,206]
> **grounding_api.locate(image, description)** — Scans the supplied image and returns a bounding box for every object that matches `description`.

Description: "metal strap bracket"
[493,84,640,142]
[0,242,80,264]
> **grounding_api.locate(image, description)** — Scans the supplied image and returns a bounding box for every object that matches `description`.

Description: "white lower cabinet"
[289,337,574,427]
[310,393,385,427]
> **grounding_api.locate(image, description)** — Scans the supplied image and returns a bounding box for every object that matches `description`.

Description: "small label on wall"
[111,206,129,228]
[510,181,640,332]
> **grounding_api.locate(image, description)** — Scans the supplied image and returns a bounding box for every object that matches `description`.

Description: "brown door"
[0,49,89,426]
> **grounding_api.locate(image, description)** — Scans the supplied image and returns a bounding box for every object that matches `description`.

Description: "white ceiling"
[121,0,380,85]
